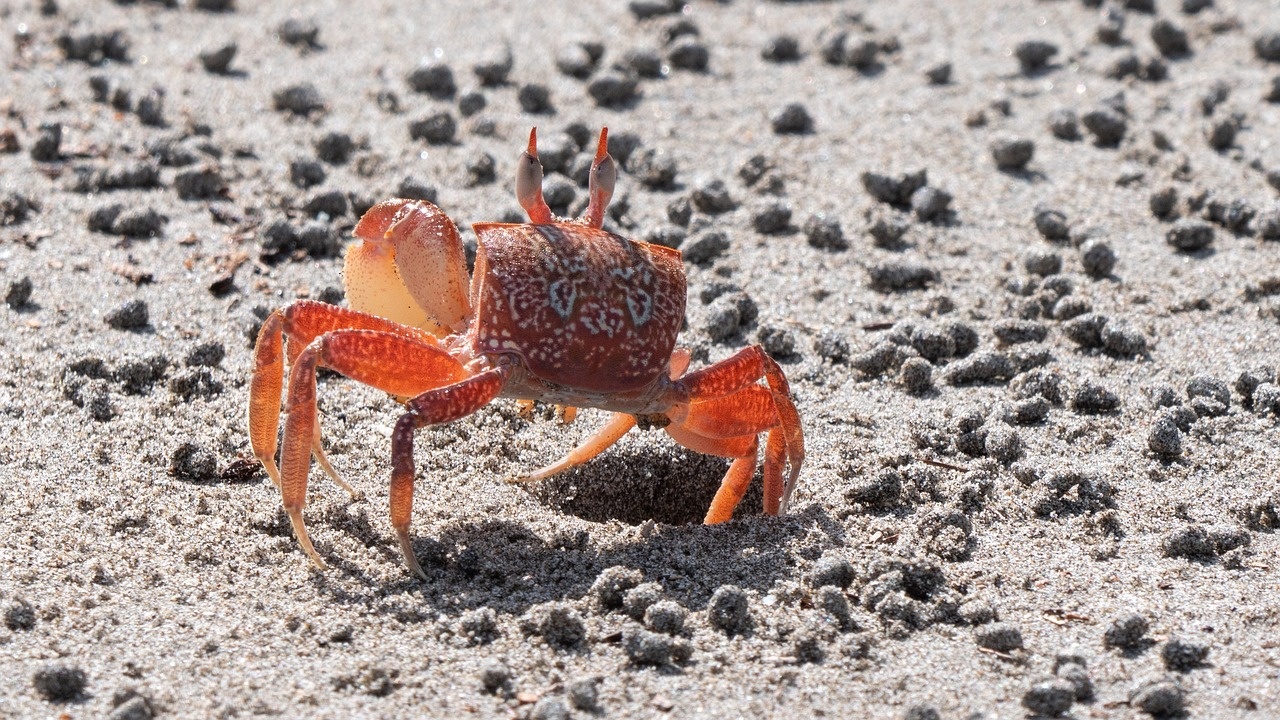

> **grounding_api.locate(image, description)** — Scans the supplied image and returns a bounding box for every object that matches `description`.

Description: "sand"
[1,0,1279,717]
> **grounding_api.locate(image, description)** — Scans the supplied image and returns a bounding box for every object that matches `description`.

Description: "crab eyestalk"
[584,127,616,229]
[516,128,554,224]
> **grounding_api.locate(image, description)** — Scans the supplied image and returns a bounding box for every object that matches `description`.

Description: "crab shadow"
[304,445,842,619]
[999,167,1048,183]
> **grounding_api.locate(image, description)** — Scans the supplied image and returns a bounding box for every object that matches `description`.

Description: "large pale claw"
[345,199,472,335]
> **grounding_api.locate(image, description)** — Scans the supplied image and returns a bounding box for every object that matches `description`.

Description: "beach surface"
[1,0,1279,717]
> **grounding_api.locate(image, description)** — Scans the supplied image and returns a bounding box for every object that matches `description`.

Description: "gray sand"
[2,0,1279,718]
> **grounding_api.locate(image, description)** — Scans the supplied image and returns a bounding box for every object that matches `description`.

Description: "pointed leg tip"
[299,539,328,571]
[396,528,428,581]
[261,460,282,490]
[313,441,359,498]
[287,507,329,570]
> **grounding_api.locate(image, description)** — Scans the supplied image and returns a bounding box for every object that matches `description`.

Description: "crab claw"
[343,199,472,335]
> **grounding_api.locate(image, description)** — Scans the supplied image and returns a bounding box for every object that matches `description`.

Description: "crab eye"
[515,150,544,209]
[590,154,617,202]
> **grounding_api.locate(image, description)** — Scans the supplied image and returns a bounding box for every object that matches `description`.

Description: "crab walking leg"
[663,419,763,525]
[769,390,803,513]
[762,425,787,516]
[510,412,637,484]
[390,367,511,579]
[665,393,796,521]
[665,423,757,459]
[681,386,795,514]
[664,384,787,520]
[287,303,441,492]
[278,329,470,570]
[677,345,806,509]
[248,300,444,490]
[249,311,286,488]
[311,417,357,497]
[680,385,779,438]
[515,401,580,424]
[281,300,442,365]
[703,442,761,525]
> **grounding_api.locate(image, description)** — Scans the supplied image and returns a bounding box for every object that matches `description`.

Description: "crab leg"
[311,417,356,496]
[515,400,579,424]
[390,366,511,579]
[249,310,286,488]
[667,346,806,519]
[762,425,788,515]
[672,384,792,516]
[703,440,761,525]
[248,300,440,490]
[511,349,689,485]
[667,418,790,522]
[679,385,779,438]
[663,413,766,523]
[278,329,469,570]
[663,410,764,521]
[510,412,637,484]
[665,422,756,456]
[280,300,440,363]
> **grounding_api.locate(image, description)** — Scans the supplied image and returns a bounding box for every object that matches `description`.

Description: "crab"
[248,128,805,579]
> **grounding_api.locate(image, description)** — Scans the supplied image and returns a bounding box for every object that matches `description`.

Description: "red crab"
[248,128,805,578]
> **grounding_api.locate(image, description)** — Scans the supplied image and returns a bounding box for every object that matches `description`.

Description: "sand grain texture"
[2,0,1279,718]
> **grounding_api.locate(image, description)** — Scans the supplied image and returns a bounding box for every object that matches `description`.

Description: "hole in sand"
[528,445,764,526]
